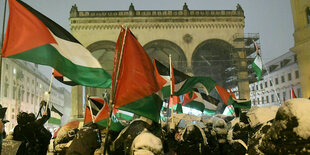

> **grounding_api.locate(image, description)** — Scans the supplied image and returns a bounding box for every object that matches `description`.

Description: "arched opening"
[192,39,233,87]
[143,40,187,71]
[86,41,116,97]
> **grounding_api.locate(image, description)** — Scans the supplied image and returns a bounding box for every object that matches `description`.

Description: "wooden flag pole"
[103,26,128,155]
[169,54,174,126]
[86,95,95,123]
[45,73,54,113]
[1,0,7,48]
[0,0,8,100]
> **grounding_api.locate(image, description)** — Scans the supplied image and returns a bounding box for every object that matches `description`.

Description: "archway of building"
[192,39,234,88]
[86,40,116,97]
[143,40,187,72]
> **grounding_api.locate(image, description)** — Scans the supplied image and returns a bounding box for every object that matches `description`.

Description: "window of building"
[256,85,259,90]
[288,73,292,81]
[265,81,268,88]
[4,77,9,98]
[271,94,275,102]
[281,75,285,83]
[12,108,14,112]
[297,88,301,98]
[306,7,310,25]
[277,93,280,100]
[252,100,256,105]
[31,94,34,104]
[295,70,299,79]
[257,98,260,104]
[283,91,286,101]
[260,83,263,89]
[27,92,30,102]
[13,86,16,99]
[266,96,269,103]
[270,80,273,86]
[262,97,264,104]
[275,78,279,85]
[12,115,14,119]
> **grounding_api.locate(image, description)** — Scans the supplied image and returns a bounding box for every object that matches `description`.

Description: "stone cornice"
[70,16,243,24]
[72,10,244,18]
[70,22,244,31]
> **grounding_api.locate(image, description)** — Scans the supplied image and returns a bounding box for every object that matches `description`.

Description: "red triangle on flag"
[215,85,230,105]
[182,91,198,106]
[84,106,93,124]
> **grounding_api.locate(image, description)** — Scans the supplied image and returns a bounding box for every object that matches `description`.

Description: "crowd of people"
[0,101,52,155]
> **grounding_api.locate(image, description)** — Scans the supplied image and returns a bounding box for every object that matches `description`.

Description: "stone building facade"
[249,51,301,106]
[291,0,310,98]
[0,58,71,133]
[69,3,254,119]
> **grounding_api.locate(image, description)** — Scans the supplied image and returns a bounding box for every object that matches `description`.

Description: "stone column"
[70,85,84,121]
[234,39,250,100]
[291,44,310,98]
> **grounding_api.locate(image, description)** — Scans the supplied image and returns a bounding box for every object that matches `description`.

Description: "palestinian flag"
[91,97,124,132]
[153,59,216,98]
[251,40,263,81]
[290,88,296,98]
[53,69,77,86]
[2,0,111,88]
[48,105,63,125]
[180,91,217,112]
[112,28,165,122]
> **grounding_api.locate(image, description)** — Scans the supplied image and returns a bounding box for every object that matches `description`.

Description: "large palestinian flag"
[111,28,165,122]
[153,59,216,98]
[2,0,111,88]
[180,91,217,112]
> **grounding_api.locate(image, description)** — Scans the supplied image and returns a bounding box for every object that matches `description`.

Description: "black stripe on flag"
[154,59,190,84]
[17,0,81,44]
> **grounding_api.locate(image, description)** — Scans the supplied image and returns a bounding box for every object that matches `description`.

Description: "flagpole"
[103,26,128,155]
[1,0,8,104]
[45,73,54,113]
[252,40,280,105]
[169,55,174,123]
[1,0,7,48]
[86,95,95,123]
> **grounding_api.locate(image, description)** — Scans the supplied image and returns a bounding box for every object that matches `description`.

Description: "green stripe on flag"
[96,116,124,132]
[9,44,112,88]
[184,101,205,112]
[118,93,163,123]
[252,55,262,81]
[48,117,61,125]
[203,109,216,115]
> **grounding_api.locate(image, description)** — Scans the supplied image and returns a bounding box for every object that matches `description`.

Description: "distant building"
[290,0,310,98]
[249,51,301,106]
[0,58,71,133]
